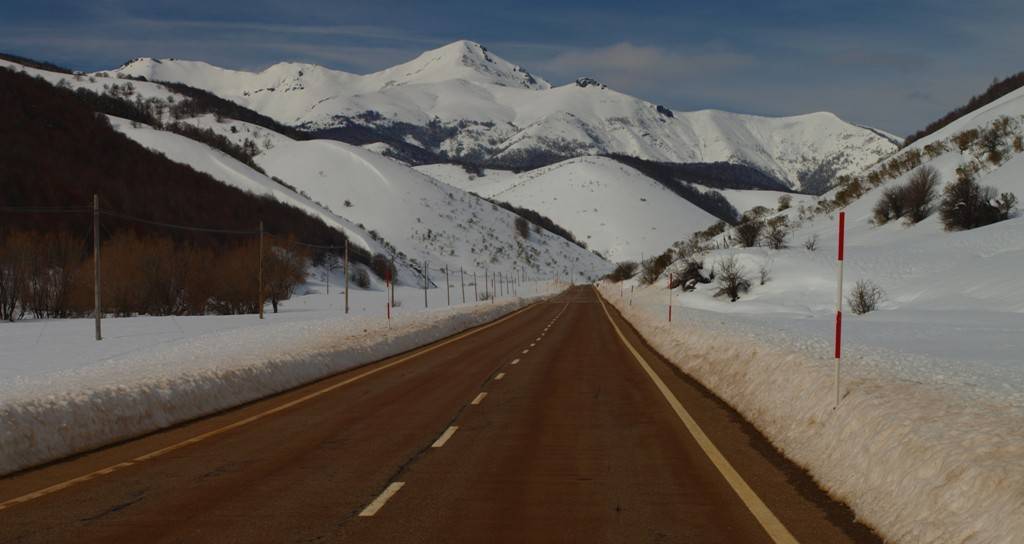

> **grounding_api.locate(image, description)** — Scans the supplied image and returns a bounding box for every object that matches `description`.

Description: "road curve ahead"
[0,287,880,543]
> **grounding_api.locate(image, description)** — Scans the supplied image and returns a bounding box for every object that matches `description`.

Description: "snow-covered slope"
[3,55,608,283]
[253,138,609,280]
[110,41,897,192]
[419,157,720,261]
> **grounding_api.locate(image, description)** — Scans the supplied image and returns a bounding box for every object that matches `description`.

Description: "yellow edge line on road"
[593,287,798,544]
[0,300,545,513]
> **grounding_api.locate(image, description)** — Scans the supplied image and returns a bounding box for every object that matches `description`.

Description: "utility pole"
[344,240,350,314]
[258,221,264,320]
[460,267,466,304]
[93,194,102,341]
[445,265,450,306]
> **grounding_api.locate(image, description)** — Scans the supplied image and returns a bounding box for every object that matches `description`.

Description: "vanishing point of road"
[0,286,880,543]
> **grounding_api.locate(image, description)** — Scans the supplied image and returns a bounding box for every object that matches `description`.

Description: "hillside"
[110,40,898,192]
[418,158,721,261]
[0,66,355,255]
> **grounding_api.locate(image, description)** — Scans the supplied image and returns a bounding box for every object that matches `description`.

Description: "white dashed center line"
[359,482,405,517]
[510,358,520,365]
[522,349,530,354]
[494,372,506,381]
[431,426,459,448]
[471,392,487,405]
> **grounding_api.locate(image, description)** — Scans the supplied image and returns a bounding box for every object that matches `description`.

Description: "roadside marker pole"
[385,268,392,327]
[834,211,846,408]
[344,240,350,315]
[423,261,429,309]
[390,255,396,308]
[460,267,466,304]
[668,273,673,323]
[445,265,451,306]
[474,271,479,302]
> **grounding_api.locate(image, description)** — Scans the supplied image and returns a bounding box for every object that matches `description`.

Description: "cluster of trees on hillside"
[491,200,586,249]
[905,71,1024,146]
[1,67,361,256]
[1,66,387,317]
[0,230,307,321]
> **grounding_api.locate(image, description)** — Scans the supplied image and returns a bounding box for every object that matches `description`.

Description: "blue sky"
[2,0,1021,135]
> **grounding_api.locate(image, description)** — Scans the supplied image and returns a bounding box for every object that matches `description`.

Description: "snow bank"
[0,295,546,476]
[598,283,1024,544]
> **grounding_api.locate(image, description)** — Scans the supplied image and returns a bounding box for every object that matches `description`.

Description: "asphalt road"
[0,286,880,543]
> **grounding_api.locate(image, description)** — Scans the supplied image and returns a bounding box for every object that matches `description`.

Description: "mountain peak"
[369,39,550,90]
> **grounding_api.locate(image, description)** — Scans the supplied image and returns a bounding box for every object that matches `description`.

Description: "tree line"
[0,229,307,321]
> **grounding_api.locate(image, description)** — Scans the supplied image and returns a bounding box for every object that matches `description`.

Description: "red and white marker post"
[386,268,392,327]
[834,211,846,408]
[668,273,673,323]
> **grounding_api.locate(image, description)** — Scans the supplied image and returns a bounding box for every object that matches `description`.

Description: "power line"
[98,208,260,234]
[0,206,90,213]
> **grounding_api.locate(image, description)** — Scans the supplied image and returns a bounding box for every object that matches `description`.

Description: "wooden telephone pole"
[93,194,102,341]
[258,221,264,320]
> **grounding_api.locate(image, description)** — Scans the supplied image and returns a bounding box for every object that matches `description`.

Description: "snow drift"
[598,284,1024,544]
[0,295,548,476]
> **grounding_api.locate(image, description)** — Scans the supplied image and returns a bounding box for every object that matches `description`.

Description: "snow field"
[598,282,1024,544]
[0,288,558,477]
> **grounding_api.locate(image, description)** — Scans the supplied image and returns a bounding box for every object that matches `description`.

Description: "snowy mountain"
[111,40,898,193]
[1,56,608,283]
[418,157,722,261]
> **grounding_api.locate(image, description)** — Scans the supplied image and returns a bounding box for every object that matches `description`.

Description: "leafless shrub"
[713,255,751,302]
[764,217,789,250]
[803,234,818,251]
[847,279,885,314]
[777,194,792,211]
[606,261,638,282]
[903,166,940,223]
[733,220,764,247]
[758,258,773,285]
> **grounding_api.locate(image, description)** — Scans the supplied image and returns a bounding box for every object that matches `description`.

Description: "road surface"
[0,287,879,543]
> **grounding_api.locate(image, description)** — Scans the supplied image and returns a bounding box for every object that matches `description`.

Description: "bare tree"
[713,255,751,302]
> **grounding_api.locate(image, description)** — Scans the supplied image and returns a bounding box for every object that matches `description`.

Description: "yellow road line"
[359,482,405,517]
[0,301,542,513]
[593,287,798,544]
[431,426,459,448]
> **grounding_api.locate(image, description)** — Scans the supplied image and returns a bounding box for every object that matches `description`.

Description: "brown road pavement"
[0,287,880,543]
